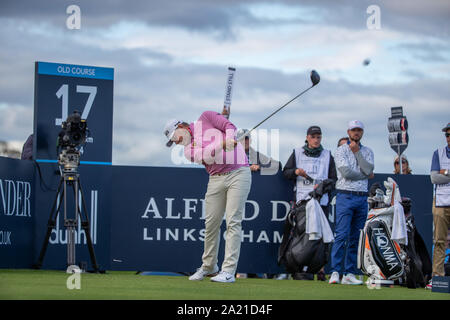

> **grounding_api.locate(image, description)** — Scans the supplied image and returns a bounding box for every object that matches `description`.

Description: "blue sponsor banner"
[37,61,114,80]
[0,157,35,268]
[0,156,434,273]
[32,161,112,271]
[109,169,433,274]
[109,166,292,274]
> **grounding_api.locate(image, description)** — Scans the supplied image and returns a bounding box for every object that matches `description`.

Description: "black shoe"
[317,270,327,281]
[293,272,314,280]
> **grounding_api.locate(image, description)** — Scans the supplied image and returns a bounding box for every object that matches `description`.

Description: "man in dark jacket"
[21,134,33,160]
[283,126,337,212]
[282,125,337,280]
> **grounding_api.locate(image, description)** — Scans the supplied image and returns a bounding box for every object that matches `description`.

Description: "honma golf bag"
[357,178,407,286]
[278,179,334,274]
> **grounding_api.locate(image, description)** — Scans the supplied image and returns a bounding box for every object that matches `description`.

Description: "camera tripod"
[34,165,100,272]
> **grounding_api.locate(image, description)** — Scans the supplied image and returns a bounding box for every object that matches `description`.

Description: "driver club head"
[310,70,320,86]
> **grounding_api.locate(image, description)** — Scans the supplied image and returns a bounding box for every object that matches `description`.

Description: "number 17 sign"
[33,61,114,165]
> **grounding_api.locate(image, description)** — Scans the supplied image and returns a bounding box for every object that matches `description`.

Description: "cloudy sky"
[0,0,449,174]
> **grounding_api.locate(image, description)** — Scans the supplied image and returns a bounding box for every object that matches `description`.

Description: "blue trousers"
[330,192,368,275]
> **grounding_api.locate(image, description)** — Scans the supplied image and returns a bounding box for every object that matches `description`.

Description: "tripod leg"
[74,178,100,272]
[65,178,77,267]
[33,177,64,269]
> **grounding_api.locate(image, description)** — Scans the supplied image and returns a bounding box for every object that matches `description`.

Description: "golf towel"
[391,201,408,245]
[305,198,334,243]
[383,177,408,246]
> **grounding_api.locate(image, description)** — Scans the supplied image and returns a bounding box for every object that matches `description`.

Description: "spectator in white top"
[329,120,374,285]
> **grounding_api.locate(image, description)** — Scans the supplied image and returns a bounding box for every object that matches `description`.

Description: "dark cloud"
[1,0,448,39]
[0,0,250,38]
[282,0,450,38]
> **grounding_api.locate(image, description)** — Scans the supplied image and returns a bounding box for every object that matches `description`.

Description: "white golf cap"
[163,118,182,147]
[348,120,364,130]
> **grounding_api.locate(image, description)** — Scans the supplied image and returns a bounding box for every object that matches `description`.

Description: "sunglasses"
[395,160,407,165]
[446,133,450,138]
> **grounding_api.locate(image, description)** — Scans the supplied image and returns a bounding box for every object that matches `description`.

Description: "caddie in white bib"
[295,148,331,206]
[435,147,450,207]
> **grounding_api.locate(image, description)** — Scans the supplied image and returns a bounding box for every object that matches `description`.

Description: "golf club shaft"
[240,84,314,140]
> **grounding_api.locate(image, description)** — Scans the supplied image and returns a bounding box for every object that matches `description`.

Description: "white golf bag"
[357,177,408,286]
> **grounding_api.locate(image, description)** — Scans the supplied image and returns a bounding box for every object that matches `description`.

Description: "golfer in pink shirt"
[164,111,251,283]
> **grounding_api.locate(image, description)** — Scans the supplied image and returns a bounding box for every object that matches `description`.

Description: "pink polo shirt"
[184,111,249,175]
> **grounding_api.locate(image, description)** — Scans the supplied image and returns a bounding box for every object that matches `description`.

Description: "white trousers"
[201,166,251,275]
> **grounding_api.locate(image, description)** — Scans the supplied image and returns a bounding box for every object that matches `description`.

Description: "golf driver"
[236,70,320,141]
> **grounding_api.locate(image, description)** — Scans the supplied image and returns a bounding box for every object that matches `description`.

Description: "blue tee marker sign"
[33,61,114,165]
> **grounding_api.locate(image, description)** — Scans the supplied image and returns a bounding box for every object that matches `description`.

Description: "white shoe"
[341,273,363,285]
[188,265,219,281]
[211,271,235,283]
[329,272,340,284]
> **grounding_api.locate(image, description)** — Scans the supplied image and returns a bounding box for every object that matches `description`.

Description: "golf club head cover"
[383,177,402,206]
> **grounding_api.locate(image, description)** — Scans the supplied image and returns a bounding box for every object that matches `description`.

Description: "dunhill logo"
[50,190,98,245]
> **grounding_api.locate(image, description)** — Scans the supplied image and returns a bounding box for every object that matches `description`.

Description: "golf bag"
[278,179,334,274]
[400,198,432,288]
[357,178,407,285]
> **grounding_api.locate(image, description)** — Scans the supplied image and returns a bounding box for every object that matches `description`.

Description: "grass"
[0,269,448,300]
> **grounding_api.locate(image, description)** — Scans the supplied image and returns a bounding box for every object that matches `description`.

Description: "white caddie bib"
[435,147,450,207]
[294,148,331,206]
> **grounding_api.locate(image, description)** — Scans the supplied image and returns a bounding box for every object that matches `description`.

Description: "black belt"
[336,189,368,196]
[212,171,232,176]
